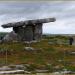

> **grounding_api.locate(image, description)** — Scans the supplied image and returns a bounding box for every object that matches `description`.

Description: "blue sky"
[0,1,75,34]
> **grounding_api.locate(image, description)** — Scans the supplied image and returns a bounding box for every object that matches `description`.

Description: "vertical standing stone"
[13,23,42,41]
[13,25,34,41]
[34,23,42,41]
[13,26,24,41]
[23,25,34,41]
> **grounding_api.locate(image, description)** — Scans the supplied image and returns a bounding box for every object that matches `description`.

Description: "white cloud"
[0,1,75,34]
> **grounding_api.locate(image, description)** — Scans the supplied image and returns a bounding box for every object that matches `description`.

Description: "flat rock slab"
[0,70,24,74]
[24,47,35,51]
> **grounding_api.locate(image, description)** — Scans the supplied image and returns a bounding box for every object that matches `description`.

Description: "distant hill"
[43,34,75,36]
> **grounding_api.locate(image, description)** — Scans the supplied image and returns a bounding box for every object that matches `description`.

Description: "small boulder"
[24,47,35,51]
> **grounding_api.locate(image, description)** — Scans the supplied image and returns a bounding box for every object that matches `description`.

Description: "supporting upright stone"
[34,23,42,41]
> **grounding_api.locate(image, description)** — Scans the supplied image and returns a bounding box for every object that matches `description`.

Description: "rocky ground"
[0,35,74,73]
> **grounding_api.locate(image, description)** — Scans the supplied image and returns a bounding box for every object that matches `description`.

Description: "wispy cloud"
[0,1,75,34]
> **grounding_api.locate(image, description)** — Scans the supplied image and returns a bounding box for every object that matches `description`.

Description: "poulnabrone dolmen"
[2,18,56,42]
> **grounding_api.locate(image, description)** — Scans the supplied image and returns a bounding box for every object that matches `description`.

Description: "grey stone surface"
[2,18,56,42]
[24,47,35,51]
[3,31,18,42]
[2,18,55,28]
